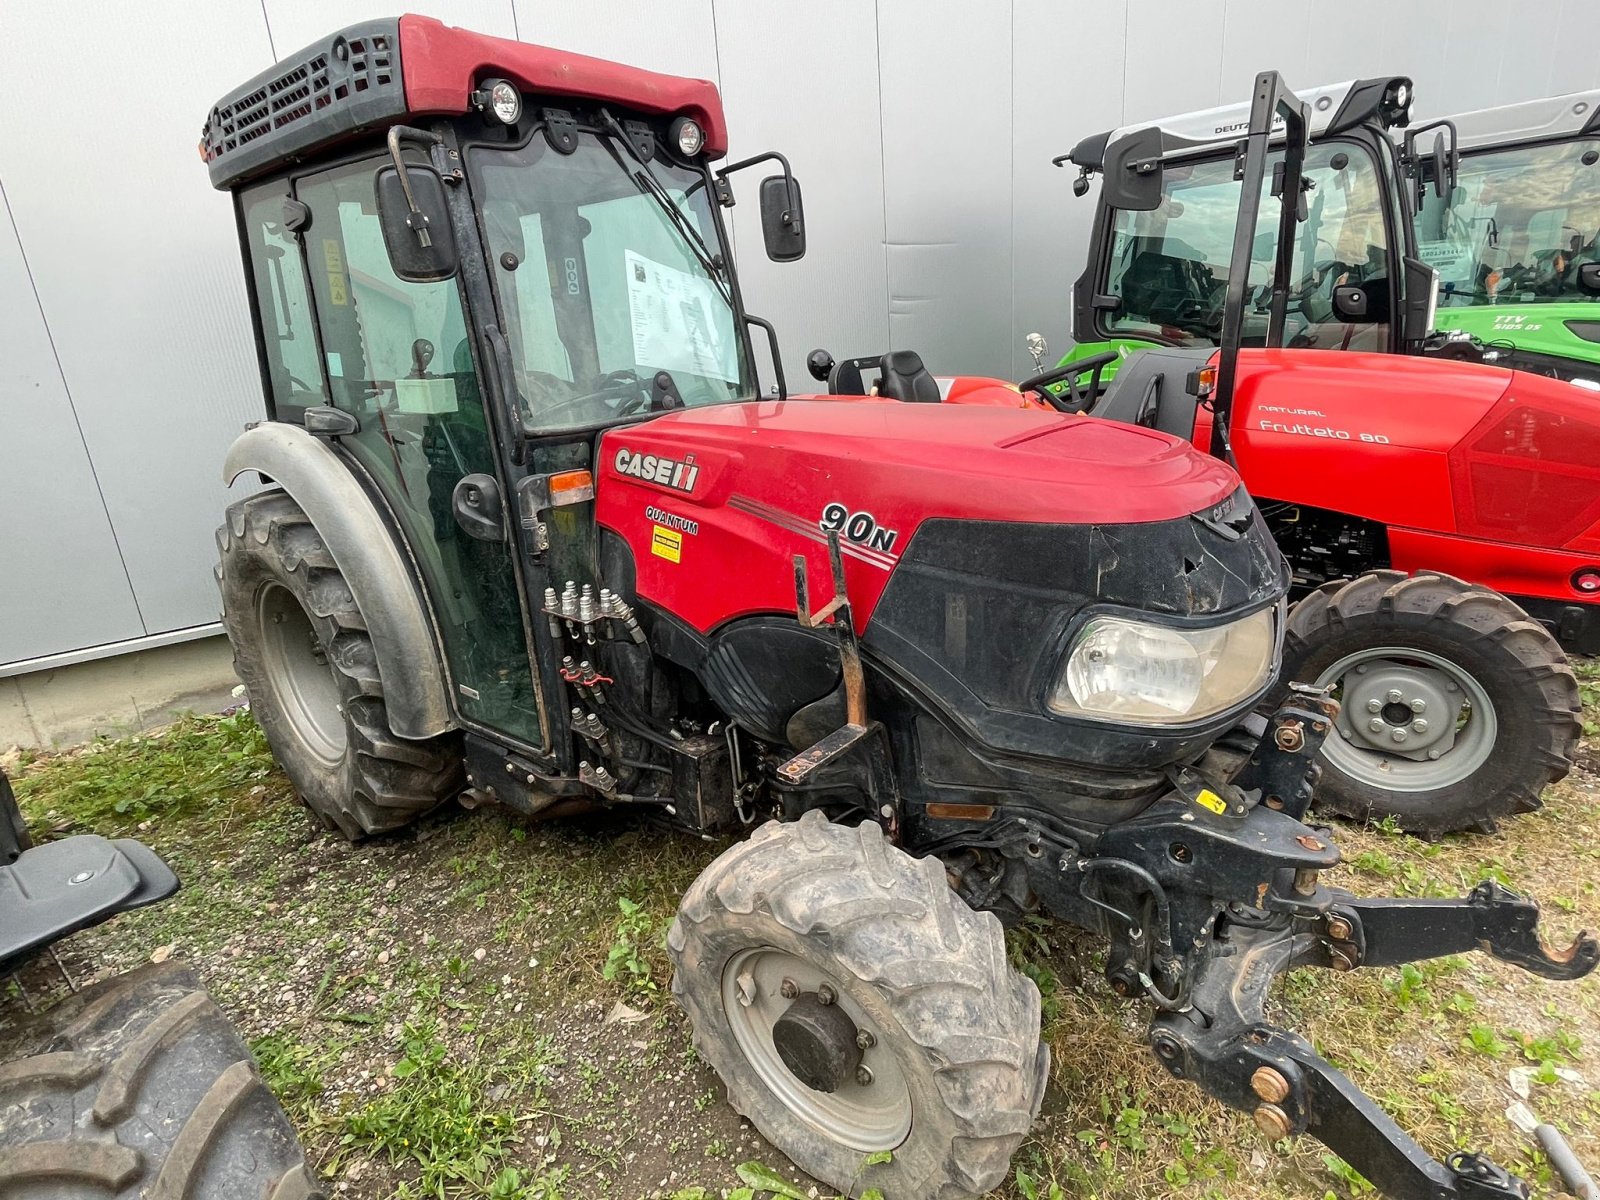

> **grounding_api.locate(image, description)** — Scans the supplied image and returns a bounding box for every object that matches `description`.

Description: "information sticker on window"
[625,250,738,383]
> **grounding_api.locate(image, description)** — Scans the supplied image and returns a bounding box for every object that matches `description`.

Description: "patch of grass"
[12,709,275,832]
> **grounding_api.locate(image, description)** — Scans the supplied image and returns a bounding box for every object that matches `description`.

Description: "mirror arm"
[716,151,799,225]
[386,125,446,248]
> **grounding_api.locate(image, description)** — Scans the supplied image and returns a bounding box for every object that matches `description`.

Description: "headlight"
[670,116,705,157]
[485,79,522,125]
[1046,608,1277,725]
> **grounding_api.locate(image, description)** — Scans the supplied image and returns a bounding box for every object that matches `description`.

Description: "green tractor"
[1411,89,1600,382]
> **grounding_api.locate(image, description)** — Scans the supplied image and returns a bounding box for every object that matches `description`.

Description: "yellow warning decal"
[323,239,348,306]
[1195,788,1228,815]
[650,525,682,563]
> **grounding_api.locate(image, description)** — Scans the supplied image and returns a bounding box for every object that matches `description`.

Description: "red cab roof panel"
[398,14,726,154]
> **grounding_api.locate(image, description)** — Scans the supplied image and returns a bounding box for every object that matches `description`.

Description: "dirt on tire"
[668,811,1048,1200]
[217,489,462,839]
[0,962,317,1199]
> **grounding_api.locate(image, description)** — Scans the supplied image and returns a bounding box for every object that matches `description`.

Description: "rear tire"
[0,963,318,1199]
[1282,570,1579,834]
[217,490,461,838]
[668,811,1047,1200]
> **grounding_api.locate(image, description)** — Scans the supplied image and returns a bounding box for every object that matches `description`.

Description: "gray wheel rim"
[256,582,346,767]
[1316,645,1496,793]
[720,946,912,1153]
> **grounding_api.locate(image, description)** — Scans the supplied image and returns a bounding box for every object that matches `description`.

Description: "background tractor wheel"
[218,490,461,838]
[0,962,317,1199]
[1283,570,1580,834]
[668,811,1048,1200]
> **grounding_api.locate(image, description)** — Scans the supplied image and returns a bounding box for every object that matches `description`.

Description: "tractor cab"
[1409,89,1600,382]
[1061,75,1437,377]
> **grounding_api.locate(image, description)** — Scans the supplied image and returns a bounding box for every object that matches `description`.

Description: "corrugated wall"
[3,0,1597,667]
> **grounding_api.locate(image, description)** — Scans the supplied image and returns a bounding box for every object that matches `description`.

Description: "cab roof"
[201,14,727,190]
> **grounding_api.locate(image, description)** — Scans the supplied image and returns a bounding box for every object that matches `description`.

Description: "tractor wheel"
[1282,570,1579,834]
[0,962,318,1199]
[217,490,461,838]
[668,811,1047,1200]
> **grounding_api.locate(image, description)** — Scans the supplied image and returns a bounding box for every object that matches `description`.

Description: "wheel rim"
[256,582,347,768]
[1317,645,1497,793]
[721,947,912,1153]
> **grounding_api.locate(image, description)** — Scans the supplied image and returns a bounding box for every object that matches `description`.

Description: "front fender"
[222,424,454,739]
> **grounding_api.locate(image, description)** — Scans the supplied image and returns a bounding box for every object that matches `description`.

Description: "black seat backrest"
[877,350,942,403]
[1091,346,1214,441]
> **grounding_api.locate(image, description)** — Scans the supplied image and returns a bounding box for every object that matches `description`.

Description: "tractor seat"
[876,350,942,403]
[1091,346,1214,441]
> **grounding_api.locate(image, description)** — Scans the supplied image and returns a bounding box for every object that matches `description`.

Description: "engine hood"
[595,398,1256,638]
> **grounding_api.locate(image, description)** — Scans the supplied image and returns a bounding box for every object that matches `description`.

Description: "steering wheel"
[536,369,655,423]
[1018,351,1122,413]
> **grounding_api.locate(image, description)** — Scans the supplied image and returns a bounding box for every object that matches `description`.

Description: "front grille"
[202,21,406,190]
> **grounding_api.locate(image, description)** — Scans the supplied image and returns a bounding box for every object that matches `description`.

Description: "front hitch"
[1150,887,1597,1200]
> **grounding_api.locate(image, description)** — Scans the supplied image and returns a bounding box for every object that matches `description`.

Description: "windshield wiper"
[595,109,732,304]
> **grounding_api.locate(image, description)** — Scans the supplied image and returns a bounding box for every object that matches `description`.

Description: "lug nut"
[856,1065,874,1086]
[1411,719,1428,733]
[1427,749,1443,760]
[1409,697,1427,713]
[1385,689,1404,703]
[780,978,799,1000]
[1391,729,1408,743]
[1368,717,1385,732]
[856,1030,876,1050]
[1366,698,1382,713]
[1254,1103,1293,1140]
[816,983,836,1006]
[1251,1066,1291,1104]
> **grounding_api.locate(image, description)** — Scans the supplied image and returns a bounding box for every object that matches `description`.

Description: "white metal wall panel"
[0,189,144,663]
[877,0,1014,379]
[510,0,721,82]
[1120,0,1229,123]
[1008,0,1128,378]
[0,0,273,643]
[714,0,890,390]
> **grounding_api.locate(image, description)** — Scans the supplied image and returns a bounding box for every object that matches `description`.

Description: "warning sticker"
[1195,788,1228,815]
[650,524,682,563]
[625,250,737,382]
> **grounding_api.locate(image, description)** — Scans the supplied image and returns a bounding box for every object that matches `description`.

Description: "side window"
[293,155,543,747]
[240,182,326,417]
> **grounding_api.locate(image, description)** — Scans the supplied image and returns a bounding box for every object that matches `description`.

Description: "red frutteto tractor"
[203,24,1595,1199]
[810,73,1587,836]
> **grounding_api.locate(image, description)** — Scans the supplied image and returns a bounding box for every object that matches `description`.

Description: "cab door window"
[294,155,543,747]
[240,180,327,419]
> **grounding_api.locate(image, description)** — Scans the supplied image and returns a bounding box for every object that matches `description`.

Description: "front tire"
[217,490,462,838]
[668,811,1047,1200]
[1282,571,1579,834]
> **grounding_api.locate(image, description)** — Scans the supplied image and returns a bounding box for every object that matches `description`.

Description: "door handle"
[451,473,505,542]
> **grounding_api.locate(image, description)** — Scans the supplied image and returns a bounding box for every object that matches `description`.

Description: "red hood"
[594,398,1245,634]
[604,398,1239,526]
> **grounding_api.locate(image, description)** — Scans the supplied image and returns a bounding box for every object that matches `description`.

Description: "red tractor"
[811,74,1587,836]
[202,23,1594,1199]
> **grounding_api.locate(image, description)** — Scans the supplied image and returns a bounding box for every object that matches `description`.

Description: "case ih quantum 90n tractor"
[203,23,1595,1200]
[898,73,1590,835]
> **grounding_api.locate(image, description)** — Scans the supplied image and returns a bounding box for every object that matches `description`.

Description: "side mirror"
[1101,126,1165,211]
[1332,285,1369,321]
[1430,132,1450,199]
[759,175,806,262]
[376,165,459,283]
[1579,262,1600,296]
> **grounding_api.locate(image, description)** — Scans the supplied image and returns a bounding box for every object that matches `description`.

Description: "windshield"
[1415,138,1600,307]
[470,131,754,431]
[1102,141,1391,350]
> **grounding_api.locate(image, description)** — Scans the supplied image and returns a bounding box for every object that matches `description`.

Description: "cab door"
[275,154,545,748]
